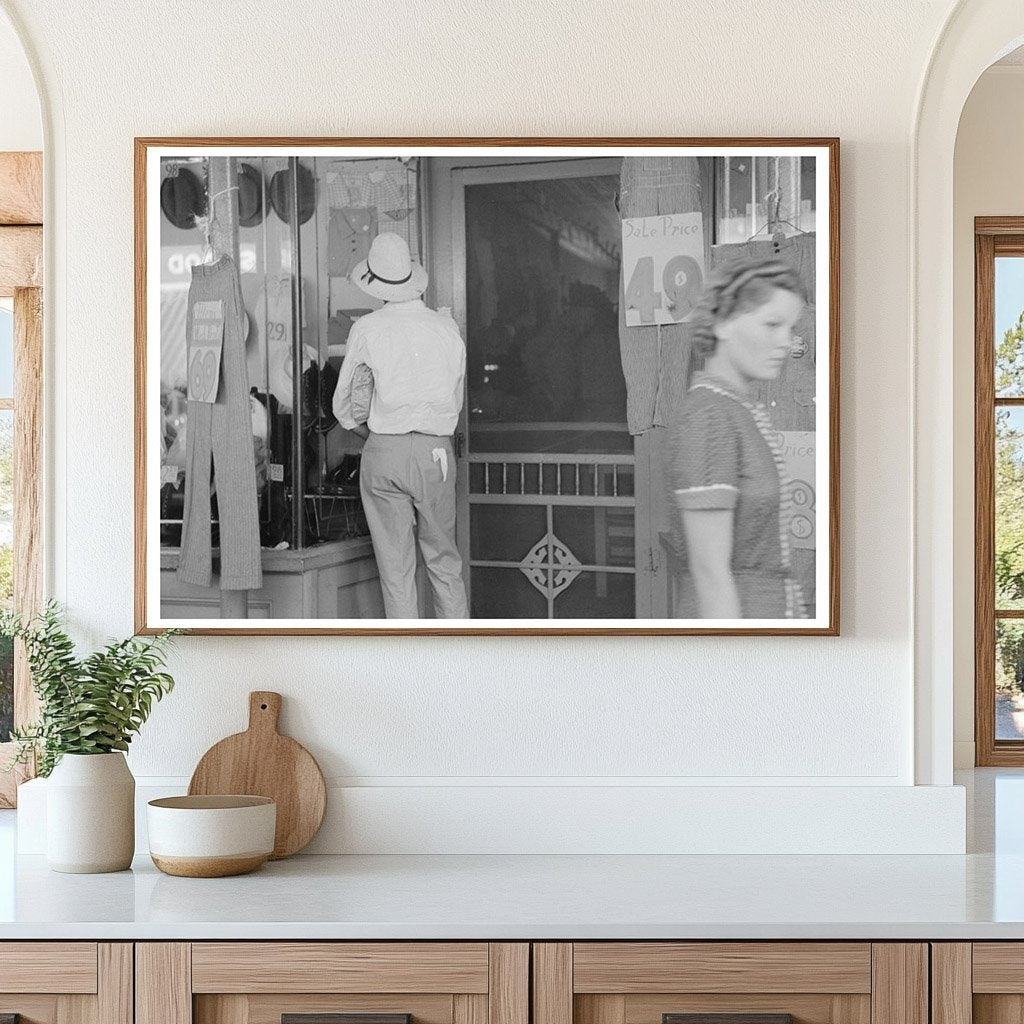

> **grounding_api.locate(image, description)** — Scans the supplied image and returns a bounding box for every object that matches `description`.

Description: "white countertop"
[0,769,1021,941]
[0,848,1022,940]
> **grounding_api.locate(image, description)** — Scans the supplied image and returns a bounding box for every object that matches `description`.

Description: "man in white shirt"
[333,232,469,618]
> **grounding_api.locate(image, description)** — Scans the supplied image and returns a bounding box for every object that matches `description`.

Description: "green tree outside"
[996,310,1024,693]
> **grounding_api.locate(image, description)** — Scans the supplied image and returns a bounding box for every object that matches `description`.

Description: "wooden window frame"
[0,151,43,806]
[975,217,1024,764]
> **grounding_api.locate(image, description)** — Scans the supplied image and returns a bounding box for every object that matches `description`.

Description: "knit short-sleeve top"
[669,372,793,580]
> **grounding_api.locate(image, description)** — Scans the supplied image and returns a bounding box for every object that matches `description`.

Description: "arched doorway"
[913,0,1024,784]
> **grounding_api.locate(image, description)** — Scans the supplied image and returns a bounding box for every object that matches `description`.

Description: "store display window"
[157,155,421,553]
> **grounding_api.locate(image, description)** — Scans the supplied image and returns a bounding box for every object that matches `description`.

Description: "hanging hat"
[160,167,206,230]
[237,162,265,228]
[269,162,316,226]
[350,232,428,302]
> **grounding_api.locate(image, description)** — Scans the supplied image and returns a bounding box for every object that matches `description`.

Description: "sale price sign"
[779,430,816,550]
[621,212,705,327]
[188,299,224,404]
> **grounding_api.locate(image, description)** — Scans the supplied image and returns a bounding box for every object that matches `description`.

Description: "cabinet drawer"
[936,942,1024,1024]
[572,944,872,994]
[139,942,528,1024]
[0,943,130,1024]
[973,944,1024,992]
[569,943,872,1024]
[191,943,490,994]
[0,942,99,993]
[533,943,926,1024]
[197,991,479,1024]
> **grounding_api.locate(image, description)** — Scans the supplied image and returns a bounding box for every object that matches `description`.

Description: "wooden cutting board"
[188,691,326,859]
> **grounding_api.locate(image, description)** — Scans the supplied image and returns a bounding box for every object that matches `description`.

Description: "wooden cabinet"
[0,938,947,1024]
[136,944,528,1024]
[932,943,1024,1024]
[924,943,1024,1024]
[0,943,132,1024]
[532,944,928,1024]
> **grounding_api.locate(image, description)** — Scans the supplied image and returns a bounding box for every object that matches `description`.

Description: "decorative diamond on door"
[519,532,582,597]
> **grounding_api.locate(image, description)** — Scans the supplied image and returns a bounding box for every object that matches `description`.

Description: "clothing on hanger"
[327,206,378,277]
[361,169,405,218]
[177,255,263,591]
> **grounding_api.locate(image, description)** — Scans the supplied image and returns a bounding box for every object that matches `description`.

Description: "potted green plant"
[2,602,179,873]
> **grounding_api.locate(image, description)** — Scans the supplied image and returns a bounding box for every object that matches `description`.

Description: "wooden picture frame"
[135,138,839,635]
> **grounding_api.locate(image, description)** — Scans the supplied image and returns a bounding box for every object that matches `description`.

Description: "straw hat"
[350,232,427,302]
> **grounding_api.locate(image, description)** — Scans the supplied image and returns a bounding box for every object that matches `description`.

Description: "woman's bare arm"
[680,508,741,618]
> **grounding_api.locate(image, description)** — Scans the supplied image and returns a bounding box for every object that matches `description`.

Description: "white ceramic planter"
[46,752,135,873]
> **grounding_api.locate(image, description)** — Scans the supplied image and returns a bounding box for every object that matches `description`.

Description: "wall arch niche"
[914,0,1024,785]
[953,42,1024,769]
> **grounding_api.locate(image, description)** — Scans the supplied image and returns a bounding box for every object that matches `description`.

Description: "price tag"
[622,212,705,327]
[779,430,816,550]
[269,463,285,482]
[160,464,182,487]
[188,299,224,403]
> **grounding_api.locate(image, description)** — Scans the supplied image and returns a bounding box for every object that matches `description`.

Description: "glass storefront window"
[157,155,421,553]
[715,155,816,244]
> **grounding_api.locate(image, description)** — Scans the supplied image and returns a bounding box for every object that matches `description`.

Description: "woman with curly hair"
[668,258,806,620]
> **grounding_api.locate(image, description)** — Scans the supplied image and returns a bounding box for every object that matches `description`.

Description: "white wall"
[0,10,40,152]
[952,66,1024,768]
[0,0,973,852]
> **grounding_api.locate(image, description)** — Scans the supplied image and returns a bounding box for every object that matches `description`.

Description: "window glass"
[996,406,1024,610]
[0,306,12,398]
[715,155,816,244]
[464,174,625,453]
[996,256,1024,396]
[994,254,1024,743]
[997,621,1024,740]
[0,391,12,742]
[157,155,415,554]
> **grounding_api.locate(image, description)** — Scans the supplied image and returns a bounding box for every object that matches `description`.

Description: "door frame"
[448,157,644,617]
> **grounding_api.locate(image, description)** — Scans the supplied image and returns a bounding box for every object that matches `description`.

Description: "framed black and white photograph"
[135,138,839,635]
